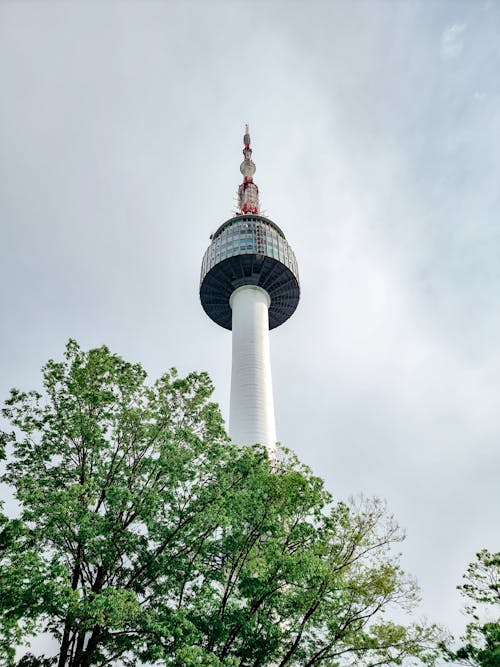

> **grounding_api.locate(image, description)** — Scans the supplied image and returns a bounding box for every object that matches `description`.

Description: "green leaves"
[444,550,500,667]
[0,341,441,667]
[70,589,141,631]
[459,550,500,610]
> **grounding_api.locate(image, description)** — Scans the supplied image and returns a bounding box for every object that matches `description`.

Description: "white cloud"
[441,22,466,59]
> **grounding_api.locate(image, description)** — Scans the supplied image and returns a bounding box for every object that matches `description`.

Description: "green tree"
[445,550,500,667]
[1,341,442,667]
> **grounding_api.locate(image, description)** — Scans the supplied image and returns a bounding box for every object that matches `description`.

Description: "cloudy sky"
[1,0,499,654]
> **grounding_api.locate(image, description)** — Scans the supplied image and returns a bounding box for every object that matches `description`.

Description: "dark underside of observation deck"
[200,253,300,330]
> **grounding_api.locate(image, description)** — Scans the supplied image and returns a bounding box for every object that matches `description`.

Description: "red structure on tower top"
[238,124,260,214]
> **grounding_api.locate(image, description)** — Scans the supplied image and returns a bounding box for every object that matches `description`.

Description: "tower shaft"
[229,286,277,453]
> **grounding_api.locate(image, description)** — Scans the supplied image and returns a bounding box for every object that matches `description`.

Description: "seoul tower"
[200,126,300,458]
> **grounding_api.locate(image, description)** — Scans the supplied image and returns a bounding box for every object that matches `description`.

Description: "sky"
[1,0,499,657]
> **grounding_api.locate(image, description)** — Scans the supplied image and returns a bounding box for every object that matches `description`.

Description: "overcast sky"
[1,0,499,656]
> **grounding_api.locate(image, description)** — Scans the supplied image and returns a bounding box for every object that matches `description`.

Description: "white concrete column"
[229,285,277,457]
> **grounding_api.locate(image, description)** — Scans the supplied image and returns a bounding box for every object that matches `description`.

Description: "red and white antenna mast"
[238,124,260,214]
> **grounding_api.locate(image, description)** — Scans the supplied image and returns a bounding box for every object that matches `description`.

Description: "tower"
[200,126,300,457]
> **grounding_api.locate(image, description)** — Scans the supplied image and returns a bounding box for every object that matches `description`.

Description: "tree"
[444,550,500,667]
[1,341,442,667]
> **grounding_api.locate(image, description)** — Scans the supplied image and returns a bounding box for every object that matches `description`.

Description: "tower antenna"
[238,124,259,214]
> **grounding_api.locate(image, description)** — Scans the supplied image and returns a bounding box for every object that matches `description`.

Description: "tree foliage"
[444,550,500,667]
[1,341,441,667]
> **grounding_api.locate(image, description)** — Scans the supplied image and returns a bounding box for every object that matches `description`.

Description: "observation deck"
[199,214,300,330]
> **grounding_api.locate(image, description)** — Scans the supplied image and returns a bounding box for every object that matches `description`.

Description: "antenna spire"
[238,124,260,214]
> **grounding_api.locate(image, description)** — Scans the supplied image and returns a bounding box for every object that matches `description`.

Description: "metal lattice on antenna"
[238,124,260,214]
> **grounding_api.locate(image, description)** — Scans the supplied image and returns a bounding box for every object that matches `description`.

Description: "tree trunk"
[80,627,101,667]
[57,543,83,667]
